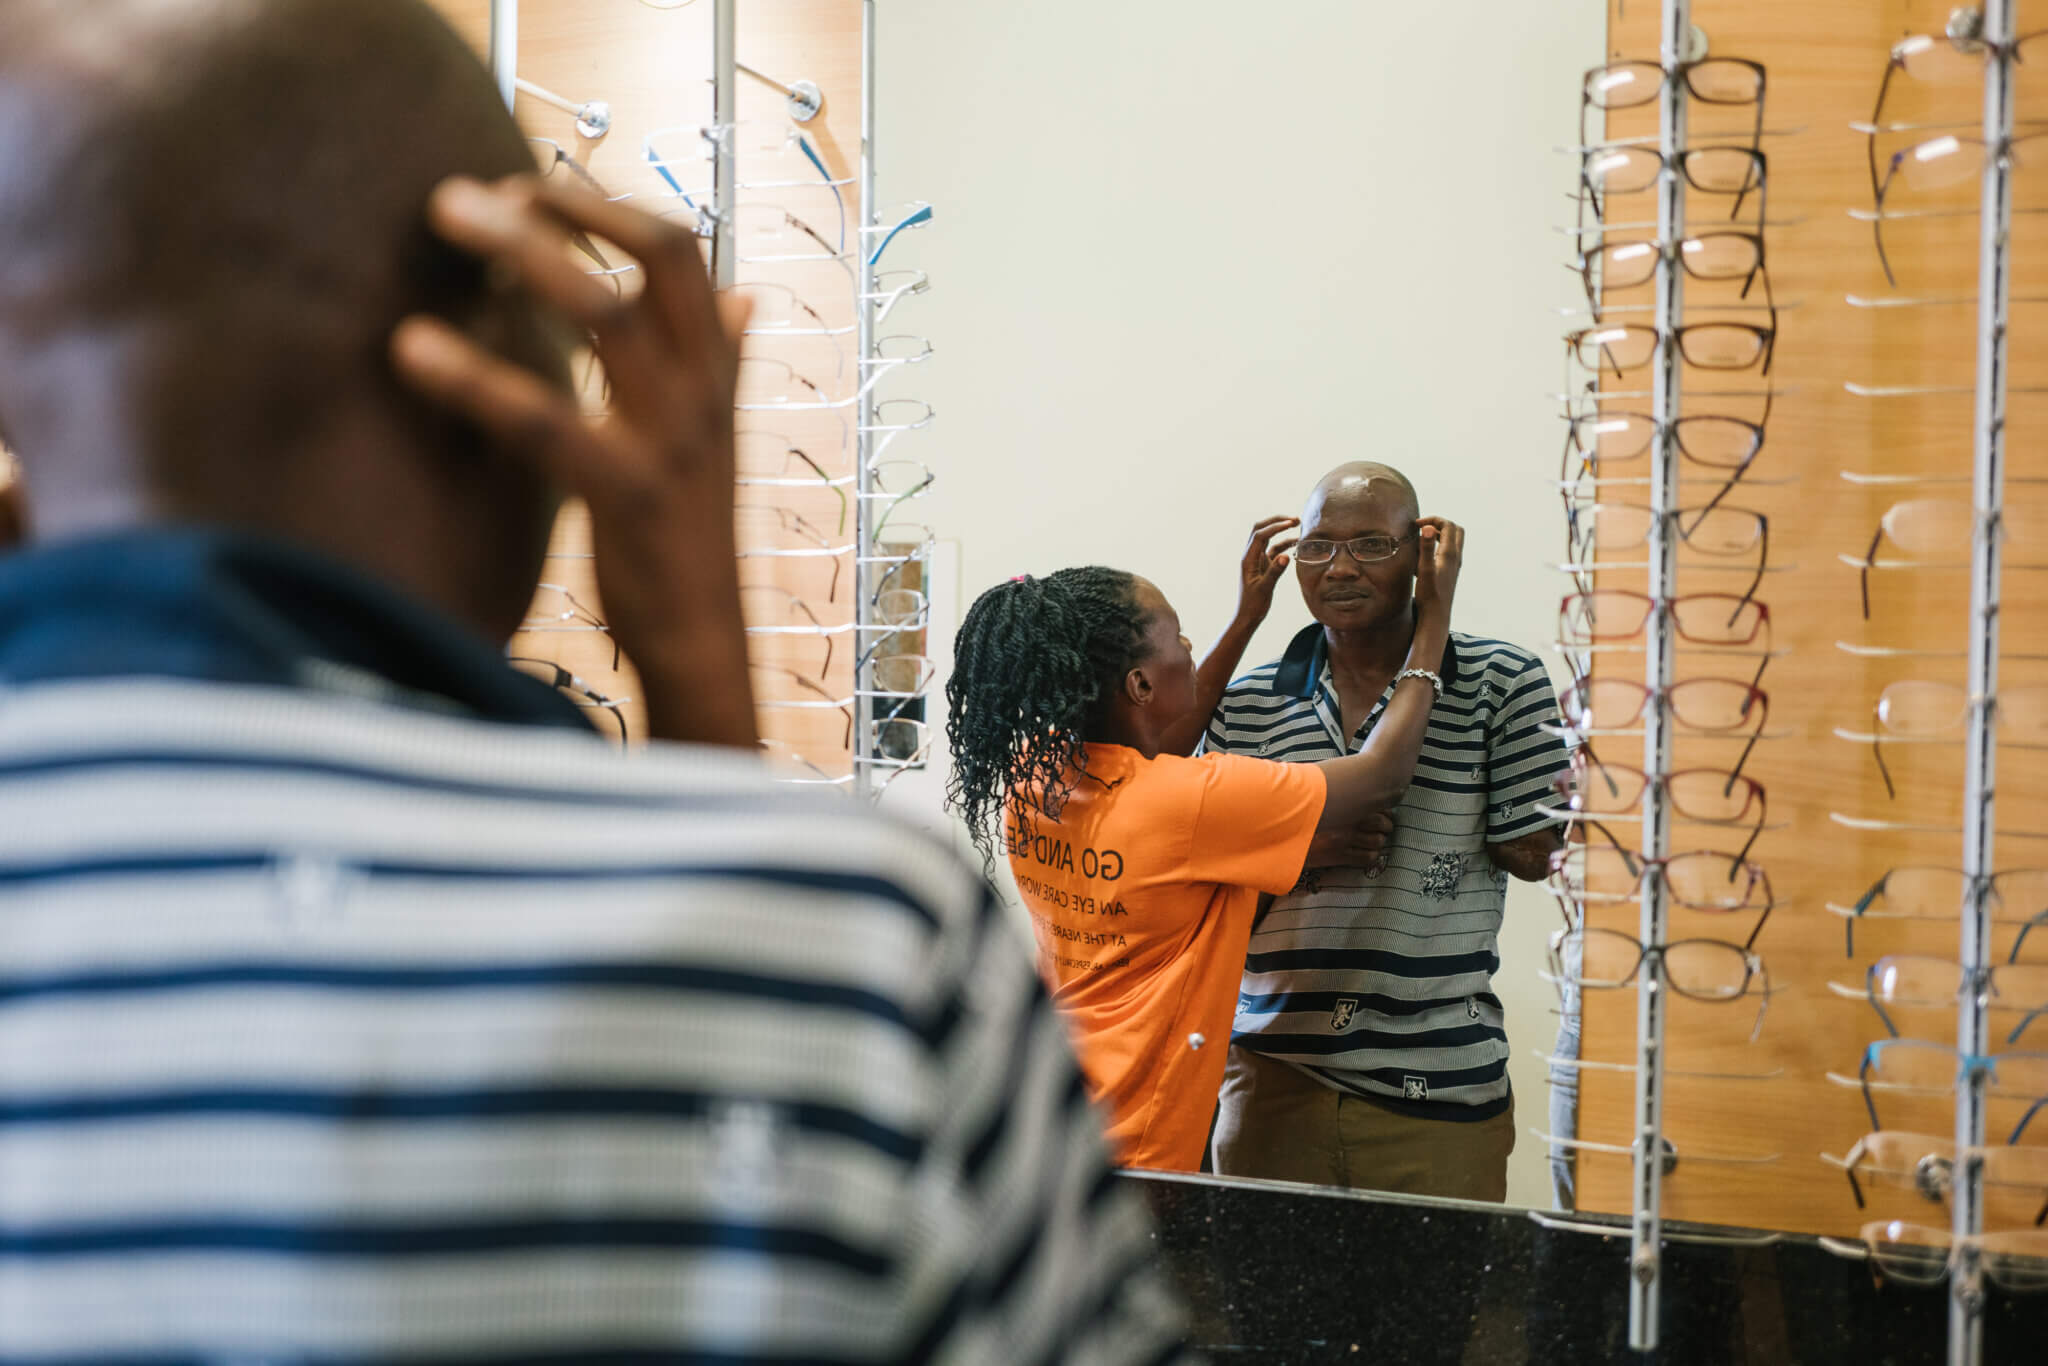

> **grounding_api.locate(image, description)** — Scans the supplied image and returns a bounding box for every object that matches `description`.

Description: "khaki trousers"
[1210,1045,1515,1202]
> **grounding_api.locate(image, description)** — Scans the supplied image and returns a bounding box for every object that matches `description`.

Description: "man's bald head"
[0,0,564,584]
[1302,461,1419,529]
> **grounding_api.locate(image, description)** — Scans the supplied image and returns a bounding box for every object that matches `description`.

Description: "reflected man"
[1205,462,1567,1201]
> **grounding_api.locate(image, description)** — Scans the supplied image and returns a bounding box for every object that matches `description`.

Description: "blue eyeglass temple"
[868,204,932,266]
[643,131,844,251]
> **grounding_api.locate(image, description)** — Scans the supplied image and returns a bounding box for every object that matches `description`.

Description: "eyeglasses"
[1559,589,1772,649]
[1849,498,2048,619]
[1574,232,1771,320]
[506,655,631,744]
[642,120,848,245]
[1559,393,1772,519]
[864,397,937,458]
[736,505,854,602]
[1577,144,1768,223]
[518,582,619,671]
[1566,321,1777,379]
[1866,29,2048,278]
[759,718,933,793]
[1560,675,1769,734]
[1549,757,1768,863]
[1558,676,1768,781]
[1830,954,2048,1043]
[726,281,851,344]
[1861,681,2048,799]
[1835,1038,2048,1131]
[1562,403,1770,472]
[1829,1130,2048,1220]
[1563,502,1770,608]
[1871,131,2047,286]
[1580,58,1767,148]
[752,656,935,751]
[1833,866,2048,957]
[1549,819,1773,915]
[1545,926,1771,1038]
[1824,1221,2048,1292]
[1295,531,1418,566]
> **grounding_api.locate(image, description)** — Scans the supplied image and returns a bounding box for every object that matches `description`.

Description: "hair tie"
[1010,573,1033,583]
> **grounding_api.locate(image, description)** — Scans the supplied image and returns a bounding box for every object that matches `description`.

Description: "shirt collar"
[1271,613,1461,700]
[0,526,593,731]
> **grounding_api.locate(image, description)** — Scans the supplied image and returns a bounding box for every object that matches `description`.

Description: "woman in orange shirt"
[944,516,1463,1172]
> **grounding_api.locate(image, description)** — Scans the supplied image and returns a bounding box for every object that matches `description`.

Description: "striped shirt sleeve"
[918,886,1193,1366]
[1485,652,1570,843]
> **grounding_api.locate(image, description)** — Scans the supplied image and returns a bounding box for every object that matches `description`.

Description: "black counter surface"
[1127,1171,2045,1365]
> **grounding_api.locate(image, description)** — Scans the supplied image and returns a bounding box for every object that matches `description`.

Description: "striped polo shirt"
[0,532,1188,1364]
[1204,623,1567,1121]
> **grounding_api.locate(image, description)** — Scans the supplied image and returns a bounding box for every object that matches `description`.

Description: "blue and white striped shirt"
[1204,624,1567,1121]
[0,533,1188,1365]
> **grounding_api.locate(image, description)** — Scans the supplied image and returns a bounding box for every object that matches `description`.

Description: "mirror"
[450,0,2048,1270]
[870,1,1608,1211]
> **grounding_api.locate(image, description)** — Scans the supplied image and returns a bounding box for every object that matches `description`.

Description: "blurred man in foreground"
[0,1,1187,1359]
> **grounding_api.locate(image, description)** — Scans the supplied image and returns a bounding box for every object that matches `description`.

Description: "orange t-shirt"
[1006,744,1326,1172]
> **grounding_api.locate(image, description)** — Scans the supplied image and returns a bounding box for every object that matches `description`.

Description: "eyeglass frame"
[1579,57,1768,151]
[1549,817,1775,918]
[1556,670,1769,782]
[1837,1123,2048,1223]
[1855,955,2048,1044]
[1566,320,1779,381]
[1854,1039,2048,1146]
[1546,924,1772,1039]
[1576,143,1769,227]
[1866,30,2048,282]
[1294,530,1419,566]
[506,654,631,744]
[1573,230,1774,323]
[1870,130,2047,287]
[1843,865,2048,957]
[1562,499,1770,616]
[1550,754,1768,865]
[1558,589,1773,656]
[1559,387,1773,525]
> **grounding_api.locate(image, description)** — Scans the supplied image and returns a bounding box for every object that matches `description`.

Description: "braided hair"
[944,566,1151,868]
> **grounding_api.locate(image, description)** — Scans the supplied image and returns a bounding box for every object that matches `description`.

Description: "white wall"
[874,0,1605,1210]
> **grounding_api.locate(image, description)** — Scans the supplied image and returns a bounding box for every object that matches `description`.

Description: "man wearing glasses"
[0,2,1186,1360]
[1205,463,1569,1201]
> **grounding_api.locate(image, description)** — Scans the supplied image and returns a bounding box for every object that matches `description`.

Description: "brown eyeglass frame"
[1555,756,1768,865]
[1575,230,1773,322]
[1580,57,1768,150]
[1565,321,1779,381]
[1577,144,1769,226]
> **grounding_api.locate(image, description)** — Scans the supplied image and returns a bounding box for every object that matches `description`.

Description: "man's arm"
[1482,651,1573,883]
[1156,515,1298,758]
[1489,824,1563,883]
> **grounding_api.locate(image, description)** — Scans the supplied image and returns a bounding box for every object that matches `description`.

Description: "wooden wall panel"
[434,0,867,767]
[1576,0,2048,1238]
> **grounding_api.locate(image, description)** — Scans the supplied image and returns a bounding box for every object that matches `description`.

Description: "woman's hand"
[1233,515,1300,627]
[1412,516,1464,624]
[389,174,757,748]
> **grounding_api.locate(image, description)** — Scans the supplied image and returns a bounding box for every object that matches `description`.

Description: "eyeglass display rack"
[490,0,936,796]
[1628,1,1694,1345]
[1540,0,1793,1351]
[1820,5,2020,1364]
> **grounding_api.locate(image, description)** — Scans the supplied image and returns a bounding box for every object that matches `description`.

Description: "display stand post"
[1951,3,2014,1362]
[1628,0,1689,1349]
[709,0,736,289]
[852,0,878,797]
[488,0,517,113]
